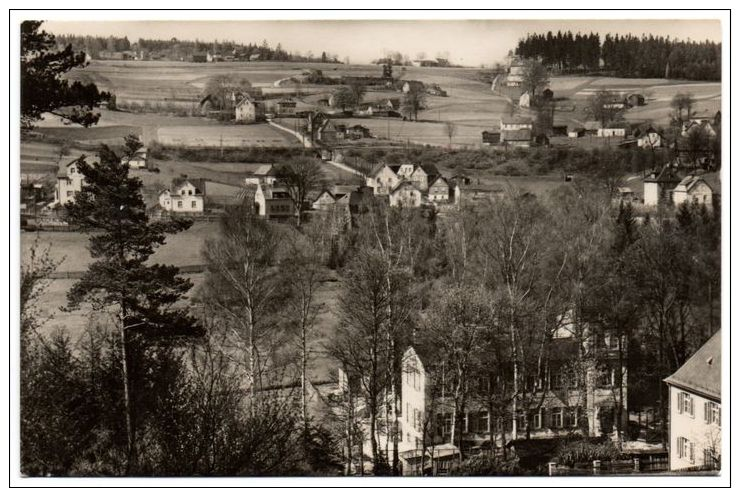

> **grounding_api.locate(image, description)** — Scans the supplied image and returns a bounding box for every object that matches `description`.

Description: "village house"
[501,128,533,148]
[389,180,423,208]
[506,60,525,87]
[275,99,297,117]
[672,172,720,210]
[158,178,205,213]
[122,147,148,169]
[681,119,717,138]
[366,163,401,196]
[254,182,295,221]
[427,176,452,203]
[54,157,89,206]
[346,124,372,139]
[234,94,263,123]
[316,118,339,144]
[244,164,278,186]
[402,80,425,93]
[643,166,681,207]
[596,127,627,138]
[500,116,533,132]
[636,126,663,148]
[583,121,602,135]
[482,130,501,145]
[664,330,721,472]
[567,126,585,138]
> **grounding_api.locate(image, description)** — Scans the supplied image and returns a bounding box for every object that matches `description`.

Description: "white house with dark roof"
[55,158,86,206]
[389,180,423,208]
[366,163,401,196]
[664,330,721,471]
[159,178,205,213]
[672,172,720,210]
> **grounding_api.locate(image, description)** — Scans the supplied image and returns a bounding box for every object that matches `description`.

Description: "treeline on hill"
[54,34,341,63]
[515,31,721,80]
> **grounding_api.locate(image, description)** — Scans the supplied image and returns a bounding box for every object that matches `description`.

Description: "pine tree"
[64,145,201,473]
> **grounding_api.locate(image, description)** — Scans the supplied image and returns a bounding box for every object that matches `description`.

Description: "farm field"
[156,124,300,147]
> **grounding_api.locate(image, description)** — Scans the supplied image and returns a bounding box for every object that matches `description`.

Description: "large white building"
[54,156,97,206]
[664,330,721,472]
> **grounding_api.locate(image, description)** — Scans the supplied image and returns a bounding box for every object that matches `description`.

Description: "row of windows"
[677,436,722,469]
[677,391,721,426]
[435,407,582,436]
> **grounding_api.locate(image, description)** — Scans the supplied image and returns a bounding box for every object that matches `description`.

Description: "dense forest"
[54,34,341,63]
[515,31,721,81]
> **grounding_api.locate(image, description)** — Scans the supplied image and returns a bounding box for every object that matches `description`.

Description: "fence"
[548,454,669,476]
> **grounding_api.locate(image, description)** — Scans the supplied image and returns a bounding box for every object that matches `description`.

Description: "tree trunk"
[301,314,309,434]
[119,318,135,474]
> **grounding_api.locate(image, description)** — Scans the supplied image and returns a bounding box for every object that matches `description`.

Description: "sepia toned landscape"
[19,17,722,480]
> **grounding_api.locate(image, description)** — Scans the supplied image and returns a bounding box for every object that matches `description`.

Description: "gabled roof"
[252,164,276,176]
[313,189,335,203]
[368,162,393,177]
[429,175,450,188]
[676,172,721,194]
[644,166,680,184]
[583,121,602,131]
[172,177,207,195]
[664,330,721,401]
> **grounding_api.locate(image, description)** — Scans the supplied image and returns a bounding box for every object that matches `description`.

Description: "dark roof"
[421,162,441,177]
[644,166,680,184]
[428,175,450,188]
[172,177,207,195]
[664,330,721,401]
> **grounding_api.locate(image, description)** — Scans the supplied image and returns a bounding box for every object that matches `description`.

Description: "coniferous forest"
[515,31,721,81]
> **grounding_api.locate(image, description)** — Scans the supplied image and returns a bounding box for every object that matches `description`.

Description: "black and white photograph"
[9,9,731,486]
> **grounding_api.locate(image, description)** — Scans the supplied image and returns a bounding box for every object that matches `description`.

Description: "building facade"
[664,331,721,471]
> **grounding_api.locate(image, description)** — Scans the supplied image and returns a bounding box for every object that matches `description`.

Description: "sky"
[43,19,722,67]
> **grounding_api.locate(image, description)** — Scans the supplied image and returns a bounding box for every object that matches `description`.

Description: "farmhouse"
[672,172,720,210]
[596,127,627,138]
[122,147,148,169]
[54,157,89,206]
[244,164,278,186]
[636,126,663,148]
[682,119,717,138]
[482,130,501,145]
[506,59,525,87]
[501,128,533,148]
[316,119,339,144]
[234,94,263,123]
[366,163,401,196]
[402,80,425,93]
[389,180,423,208]
[276,99,297,116]
[500,116,533,131]
[427,175,451,203]
[643,166,681,207]
[347,125,371,139]
[567,126,585,138]
[159,178,205,213]
[664,330,721,472]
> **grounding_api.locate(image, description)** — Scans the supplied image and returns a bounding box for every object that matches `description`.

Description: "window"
[677,437,695,464]
[191,200,197,208]
[405,402,409,422]
[531,409,542,429]
[568,407,580,427]
[550,373,564,390]
[678,392,694,417]
[551,408,563,428]
[69,167,76,173]
[177,201,183,209]
[66,191,73,197]
[480,410,490,433]
[704,401,720,426]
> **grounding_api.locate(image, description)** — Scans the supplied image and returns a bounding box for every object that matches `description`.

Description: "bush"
[556,439,623,467]
[449,454,521,476]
